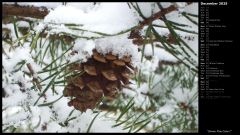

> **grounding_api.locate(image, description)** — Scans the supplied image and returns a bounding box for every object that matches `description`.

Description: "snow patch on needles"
[44,5,86,24]
[69,36,141,67]
[67,110,124,132]
[139,56,159,75]
[95,36,141,67]
[2,107,29,128]
[69,39,95,63]
[144,44,178,62]
[44,3,138,34]
[123,83,151,110]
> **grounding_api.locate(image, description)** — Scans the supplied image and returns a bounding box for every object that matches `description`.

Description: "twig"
[132,34,187,45]
[129,5,178,40]
[26,63,42,91]
[159,60,182,67]
[129,3,193,45]
[2,4,49,19]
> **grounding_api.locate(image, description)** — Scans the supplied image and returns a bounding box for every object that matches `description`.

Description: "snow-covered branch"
[2,4,49,19]
[129,2,193,40]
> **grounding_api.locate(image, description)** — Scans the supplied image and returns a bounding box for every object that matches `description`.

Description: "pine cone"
[64,49,136,112]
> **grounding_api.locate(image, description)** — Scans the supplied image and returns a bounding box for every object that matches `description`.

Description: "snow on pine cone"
[63,49,137,112]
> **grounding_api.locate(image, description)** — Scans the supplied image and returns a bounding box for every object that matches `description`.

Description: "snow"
[184,3,198,15]
[2,24,19,41]
[44,3,138,34]
[57,110,125,133]
[123,83,151,110]
[135,3,160,18]
[2,106,30,129]
[172,86,198,107]
[2,75,28,108]
[156,103,174,115]
[68,34,141,67]
[2,46,30,73]
[139,56,159,75]
[34,22,46,33]
[17,21,30,28]
[175,2,188,8]
[69,39,95,63]
[44,6,86,24]
[95,35,141,66]
[166,11,198,31]
[51,95,73,122]
[143,44,178,62]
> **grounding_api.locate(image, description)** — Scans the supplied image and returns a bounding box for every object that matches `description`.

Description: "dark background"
[199,0,236,134]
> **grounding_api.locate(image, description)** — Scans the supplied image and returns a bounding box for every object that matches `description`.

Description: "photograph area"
[2,2,198,133]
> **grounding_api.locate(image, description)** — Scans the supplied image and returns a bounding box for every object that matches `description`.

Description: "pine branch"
[2,4,49,19]
[129,2,193,48]
[129,3,192,40]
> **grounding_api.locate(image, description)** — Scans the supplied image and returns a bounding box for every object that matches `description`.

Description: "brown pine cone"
[63,49,136,112]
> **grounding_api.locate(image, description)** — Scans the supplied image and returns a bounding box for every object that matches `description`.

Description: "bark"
[129,3,193,45]
[2,4,49,19]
